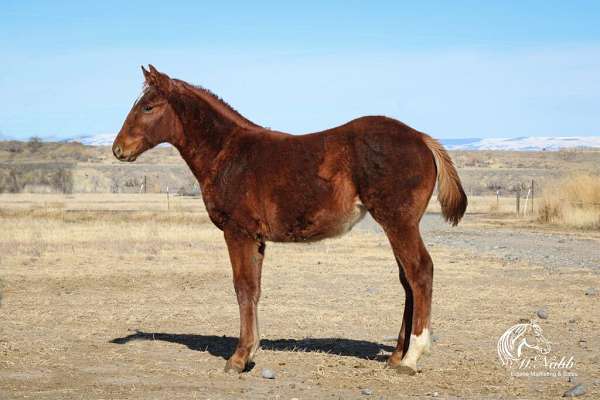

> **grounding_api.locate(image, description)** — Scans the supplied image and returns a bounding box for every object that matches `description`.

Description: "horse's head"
[112,65,183,162]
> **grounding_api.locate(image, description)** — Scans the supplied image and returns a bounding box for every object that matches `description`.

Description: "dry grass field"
[1,193,599,399]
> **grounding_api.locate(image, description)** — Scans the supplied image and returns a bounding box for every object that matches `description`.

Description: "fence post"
[144,176,147,193]
[531,179,534,215]
[516,191,521,216]
[523,188,531,216]
[166,186,170,211]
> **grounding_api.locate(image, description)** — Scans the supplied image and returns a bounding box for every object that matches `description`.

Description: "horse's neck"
[171,93,238,183]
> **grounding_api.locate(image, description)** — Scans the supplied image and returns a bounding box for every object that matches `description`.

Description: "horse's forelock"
[132,85,149,107]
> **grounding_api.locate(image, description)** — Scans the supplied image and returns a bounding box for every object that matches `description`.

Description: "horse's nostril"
[113,144,123,158]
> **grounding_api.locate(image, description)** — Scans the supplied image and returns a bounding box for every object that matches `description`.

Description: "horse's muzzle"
[112,143,137,162]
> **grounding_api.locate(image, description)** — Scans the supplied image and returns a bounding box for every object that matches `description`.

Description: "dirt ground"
[1,194,599,399]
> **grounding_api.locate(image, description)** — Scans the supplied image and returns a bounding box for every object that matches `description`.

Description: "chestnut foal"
[113,65,467,375]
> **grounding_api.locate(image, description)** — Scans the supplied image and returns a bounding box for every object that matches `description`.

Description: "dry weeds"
[538,174,600,229]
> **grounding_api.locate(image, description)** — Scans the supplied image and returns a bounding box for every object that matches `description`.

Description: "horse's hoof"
[393,364,418,376]
[386,353,403,369]
[224,358,245,373]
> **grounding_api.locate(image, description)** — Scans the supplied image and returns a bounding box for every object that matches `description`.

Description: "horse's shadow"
[110,330,394,362]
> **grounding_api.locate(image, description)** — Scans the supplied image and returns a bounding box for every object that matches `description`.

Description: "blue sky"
[1,1,600,140]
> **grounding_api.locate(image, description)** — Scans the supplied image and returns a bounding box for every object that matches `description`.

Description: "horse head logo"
[497,320,552,367]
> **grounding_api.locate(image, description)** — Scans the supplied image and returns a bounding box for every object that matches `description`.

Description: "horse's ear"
[143,64,173,95]
[141,65,151,81]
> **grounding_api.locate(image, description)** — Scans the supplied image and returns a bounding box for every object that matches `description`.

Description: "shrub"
[27,137,43,153]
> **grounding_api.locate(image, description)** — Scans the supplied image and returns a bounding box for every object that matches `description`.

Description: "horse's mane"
[174,79,261,129]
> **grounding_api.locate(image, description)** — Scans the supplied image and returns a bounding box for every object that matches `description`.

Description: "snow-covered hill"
[441,136,600,151]
[67,133,116,146]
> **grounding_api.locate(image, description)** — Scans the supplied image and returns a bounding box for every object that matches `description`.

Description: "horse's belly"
[267,197,367,243]
[323,197,367,238]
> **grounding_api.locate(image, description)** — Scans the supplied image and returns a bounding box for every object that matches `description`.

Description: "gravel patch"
[357,214,600,271]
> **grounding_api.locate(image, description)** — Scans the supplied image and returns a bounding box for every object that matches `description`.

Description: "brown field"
[1,193,599,399]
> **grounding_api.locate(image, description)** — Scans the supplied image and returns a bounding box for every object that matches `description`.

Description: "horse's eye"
[142,105,154,113]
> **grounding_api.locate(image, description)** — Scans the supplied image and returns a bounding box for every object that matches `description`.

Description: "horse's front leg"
[223,229,265,373]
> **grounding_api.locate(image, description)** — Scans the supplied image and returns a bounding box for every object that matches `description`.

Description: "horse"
[497,320,552,367]
[112,65,467,375]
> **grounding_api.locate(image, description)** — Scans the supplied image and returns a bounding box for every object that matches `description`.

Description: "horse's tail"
[422,134,467,226]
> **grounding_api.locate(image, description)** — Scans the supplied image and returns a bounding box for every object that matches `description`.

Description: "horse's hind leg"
[385,226,433,375]
[388,265,413,362]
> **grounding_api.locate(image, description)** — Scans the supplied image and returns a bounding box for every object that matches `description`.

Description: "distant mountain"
[441,136,600,151]
[2,133,600,151]
[0,133,116,146]
[66,133,116,146]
